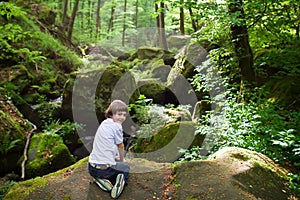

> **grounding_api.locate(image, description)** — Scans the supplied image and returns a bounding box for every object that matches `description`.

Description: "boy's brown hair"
[105,100,128,118]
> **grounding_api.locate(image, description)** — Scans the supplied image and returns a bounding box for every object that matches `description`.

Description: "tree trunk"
[80,0,85,31]
[135,0,139,47]
[108,0,116,34]
[95,0,101,41]
[87,0,92,38]
[159,2,168,50]
[179,0,185,35]
[135,0,138,28]
[155,2,160,46]
[56,0,62,18]
[188,7,197,32]
[122,0,127,46]
[293,4,300,40]
[228,0,255,83]
[67,0,79,41]
[62,0,68,28]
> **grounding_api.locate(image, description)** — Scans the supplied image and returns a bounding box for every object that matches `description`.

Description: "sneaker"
[94,178,113,192]
[111,174,125,199]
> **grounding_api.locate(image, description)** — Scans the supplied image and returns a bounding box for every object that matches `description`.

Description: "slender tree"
[80,0,85,31]
[108,0,116,34]
[135,0,138,28]
[87,0,92,38]
[227,0,255,83]
[62,0,68,29]
[158,1,168,49]
[122,0,127,46]
[187,0,197,32]
[155,2,161,46]
[179,0,185,35]
[67,0,79,41]
[95,0,101,40]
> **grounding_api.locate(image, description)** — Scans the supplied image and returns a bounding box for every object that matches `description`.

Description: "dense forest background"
[0,0,300,198]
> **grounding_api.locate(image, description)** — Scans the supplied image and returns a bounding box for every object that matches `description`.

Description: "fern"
[0,134,21,155]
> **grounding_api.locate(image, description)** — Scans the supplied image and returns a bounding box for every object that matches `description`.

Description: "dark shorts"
[88,162,130,185]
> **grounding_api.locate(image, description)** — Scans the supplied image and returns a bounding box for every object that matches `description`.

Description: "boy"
[88,100,130,199]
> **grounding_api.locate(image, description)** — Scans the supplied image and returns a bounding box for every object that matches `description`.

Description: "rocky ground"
[3,147,299,200]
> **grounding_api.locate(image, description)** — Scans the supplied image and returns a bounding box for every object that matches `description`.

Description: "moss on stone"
[0,96,30,175]
[3,176,47,200]
[135,122,205,159]
[25,133,75,179]
[138,80,167,104]
[137,47,165,60]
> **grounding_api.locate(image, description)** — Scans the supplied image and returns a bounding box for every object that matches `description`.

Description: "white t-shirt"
[89,118,123,165]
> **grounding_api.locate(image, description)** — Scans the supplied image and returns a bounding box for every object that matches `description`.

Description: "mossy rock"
[183,42,208,79]
[3,148,298,199]
[60,66,138,145]
[151,65,171,82]
[167,35,191,51]
[134,121,205,162]
[0,95,31,176]
[25,133,75,179]
[137,47,165,60]
[138,79,168,104]
[137,47,175,65]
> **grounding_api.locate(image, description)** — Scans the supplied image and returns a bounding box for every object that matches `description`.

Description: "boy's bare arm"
[117,142,125,162]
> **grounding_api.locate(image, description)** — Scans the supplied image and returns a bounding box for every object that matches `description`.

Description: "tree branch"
[21,120,37,180]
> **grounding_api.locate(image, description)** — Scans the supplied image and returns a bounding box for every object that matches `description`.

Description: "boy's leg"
[111,162,130,184]
[88,163,114,191]
[93,178,113,191]
[111,173,125,199]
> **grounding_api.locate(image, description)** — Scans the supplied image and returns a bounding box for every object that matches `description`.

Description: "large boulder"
[60,66,138,150]
[134,121,205,162]
[0,94,31,176]
[137,47,176,66]
[4,147,299,199]
[175,147,296,199]
[167,35,191,51]
[25,133,75,179]
[137,79,176,105]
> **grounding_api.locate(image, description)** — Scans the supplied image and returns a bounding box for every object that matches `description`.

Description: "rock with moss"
[4,147,298,200]
[137,47,175,66]
[0,94,31,176]
[151,64,171,82]
[60,66,138,150]
[167,35,191,51]
[24,133,75,179]
[134,121,205,162]
[137,79,169,105]
[137,47,165,60]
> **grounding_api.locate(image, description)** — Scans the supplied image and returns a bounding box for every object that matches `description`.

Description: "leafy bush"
[195,94,298,161]
[44,120,83,152]
[0,3,46,67]
[189,95,300,190]
[129,94,153,125]
[177,146,205,162]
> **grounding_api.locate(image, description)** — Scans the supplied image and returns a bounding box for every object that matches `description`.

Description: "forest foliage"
[0,0,300,194]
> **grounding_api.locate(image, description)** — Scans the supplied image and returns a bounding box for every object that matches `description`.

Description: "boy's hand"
[117,142,125,162]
